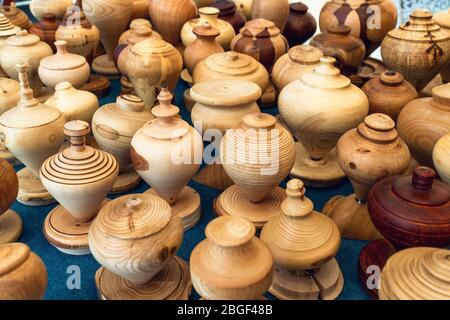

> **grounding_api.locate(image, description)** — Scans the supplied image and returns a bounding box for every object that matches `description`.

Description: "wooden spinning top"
[0,62,65,206]
[323,113,410,241]
[40,120,119,255]
[190,216,273,300]
[0,3,32,30]
[29,13,60,53]
[216,113,295,228]
[261,179,343,300]
[0,13,20,47]
[93,95,154,194]
[132,88,203,230]
[0,243,47,299]
[379,247,450,300]
[90,194,190,300]
[0,159,21,244]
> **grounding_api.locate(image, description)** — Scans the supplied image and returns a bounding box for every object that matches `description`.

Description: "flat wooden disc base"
[194,163,234,190]
[214,185,286,229]
[35,87,54,103]
[17,168,55,206]
[43,200,109,255]
[322,194,383,241]
[0,143,20,166]
[145,186,201,230]
[95,256,192,300]
[110,171,141,195]
[81,74,110,97]
[180,68,193,85]
[269,259,344,300]
[92,55,120,79]
[0,209,22,244]
[358,239,396,300]
[290,142,345,188]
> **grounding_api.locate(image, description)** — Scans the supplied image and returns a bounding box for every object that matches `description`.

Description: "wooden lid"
[199,6,220,17]
[290,2,309,14]
[379,70,404,86]
[434,9,450,29]
[288,45,323,65]
[131,37,177,57]
[357,113,398,143]
[202,51,265,78]
[261,179,341,269]
[93,194,172,240]
[326,24,352,35]
[380,247,450,300]
[301,56,351,89]
[193,22,220,38]
[242,112,276,130]
[212,0,236,16]
[0,62,62,128]
[143,88,189,140]
[6,29,40,46]
[190,79,261,106]
[206,215,255,247]
[0,13,19,37]
[93,95,153,138]
[130,18,151,30]
[127,26,159,45]
[40,120,118,185]
[0,243,30,276]
[242,18,280,37]
[40,40,87,70]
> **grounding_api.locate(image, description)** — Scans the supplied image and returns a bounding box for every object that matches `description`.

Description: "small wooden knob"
[125,197,143,212]
[225,51,239,61]
[199,7,220,17]
[117,94,145,112]
[288,45,323,65]
[54,40,68,55]
[206,216,255,248]
[134,26,153,37]
[326,24,351,35]
[130,18,151,30]
[379,71,404,86]
[242,113,276,130]
[64,120,90,151]
[412,167,436,191]
[410,8,433,19]
[364,113,395,132]
[286,178,305,198]
[152,87,179,119]
[193,22,220,38]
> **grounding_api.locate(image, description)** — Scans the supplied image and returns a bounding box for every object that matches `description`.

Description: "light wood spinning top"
[132,88,203,230]
[0,62,65,206]
[40,120,119,255]
[261,179,343,300]
[38,40,90,90]
[278,56,369,187]
[0,243,47,300]
[30,0,72,21]
[433,133,450,184]
[0,3,32,30]
[0,159,21,244]
[92,95,154,194]
[216,113,295,228]
[90,194,190,300]
[190,216,273,300]
[0,13,20,49]
[323,113,410,241]
[379,247,450,300]
[0,77,20,166]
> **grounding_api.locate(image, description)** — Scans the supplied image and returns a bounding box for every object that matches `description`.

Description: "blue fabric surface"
[11,78,371,300]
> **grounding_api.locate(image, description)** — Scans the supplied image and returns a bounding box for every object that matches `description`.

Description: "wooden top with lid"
[287,45,323,65]
[193,22,220,38]
[0,13,20,37]
[241,18,280,37]
[301,56,351,89]
[130,37,177,56]
[357,113,397,143]
[40,40,87,70]
[6,29,41,46]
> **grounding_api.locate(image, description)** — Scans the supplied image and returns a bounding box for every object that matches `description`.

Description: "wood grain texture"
[283,3,316,48]
[434,9,450,83]
[433,133,450,184]
[30,0,71,21]
[212,0,246,34]
[0,243,47,299]
[190,216,273,300]
[29,14,59,53]
[0,3,32,30]
[251,0,289,32]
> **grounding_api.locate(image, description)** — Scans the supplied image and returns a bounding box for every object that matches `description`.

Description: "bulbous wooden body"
[93,95,154,172]
[89,194,184,285]
[221,113,295,203]
[0,4,31,30]
[231,18,288,72]
[320,0,398,57]
[55,6,100,65]
[0,243,47,300]
[379,247,450,300]
[212,0,246,34]
[29,14,60,53]
[190,216,273,299]
[38,40,90,89]
[125,38,183,107]
[131,0,149,20]
[251,0,289,32]
[30,0,71,21]
[1,30,53,96]
[193,51,269,93]
[183,24,224,75]
[283,3,317,48]
[433,133,450,184]
[45,81,99,123]
[368,167,450,249]
[272,45,323,92]
[234,0,253,20]
[279,57,369,161]
[82,0,132,60]
[361,71,418,121]
[131,89,203,205]
[337,114,410,201]
[118,19,153,46]
[148,0,197,45]
[434,9,450,83]
[190,80,261,134]
[310,24,365,77]
[182,7,235,51]
[397,83,450,167]
[381,9,450,91]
